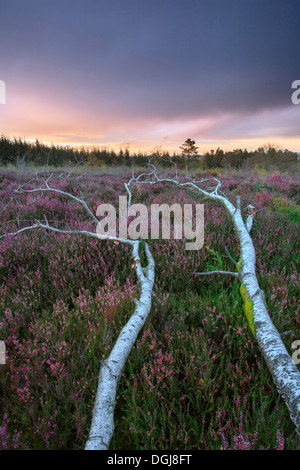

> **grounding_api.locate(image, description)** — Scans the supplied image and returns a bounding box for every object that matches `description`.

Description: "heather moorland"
[0,161,299,450]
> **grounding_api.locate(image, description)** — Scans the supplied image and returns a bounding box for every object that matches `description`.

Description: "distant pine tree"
[179,138,198,157]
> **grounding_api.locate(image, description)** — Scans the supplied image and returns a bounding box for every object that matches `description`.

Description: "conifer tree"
[179,138,198,157]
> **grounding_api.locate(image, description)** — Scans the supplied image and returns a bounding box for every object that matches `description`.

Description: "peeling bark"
[233,209,300,434]
[2,169,299,449]
[1,174,156,451]
[85,242,155,450]
[131,169,300,435]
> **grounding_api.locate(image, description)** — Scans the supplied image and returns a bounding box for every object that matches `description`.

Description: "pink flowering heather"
[0,168,299,449]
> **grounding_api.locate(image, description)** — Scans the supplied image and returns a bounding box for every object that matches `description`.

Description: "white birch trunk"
[231,205,300,434]
[2,177,157,451]
[85,242,155,450]
[138,173,300,435]
[4,171,300,446]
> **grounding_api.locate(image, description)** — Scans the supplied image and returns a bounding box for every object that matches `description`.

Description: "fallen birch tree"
[1,166,299,450]
[0,173,155,450]
[129,162,300,437]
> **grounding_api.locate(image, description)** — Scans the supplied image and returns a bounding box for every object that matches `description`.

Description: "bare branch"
[0,224,39,239]
[15,183,99,226]
[193,270,239,277]
[131,163,300,435]
[85,240,155,450]
[245,205,256,233]
[0,196,14,216]
[2,162,300,448]
[66,158,86,178]
[222,242,238,267]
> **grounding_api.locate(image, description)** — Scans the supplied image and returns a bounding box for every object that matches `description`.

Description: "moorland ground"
[0,164,299,450]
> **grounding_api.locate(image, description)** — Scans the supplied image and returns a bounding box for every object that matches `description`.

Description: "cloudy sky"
[0,0,299,154]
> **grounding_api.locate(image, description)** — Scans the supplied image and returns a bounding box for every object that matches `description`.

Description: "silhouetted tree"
[179,138,198,157]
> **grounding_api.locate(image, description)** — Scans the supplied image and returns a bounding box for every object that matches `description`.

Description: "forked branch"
[131,164,300,435]
[1,173,155,450]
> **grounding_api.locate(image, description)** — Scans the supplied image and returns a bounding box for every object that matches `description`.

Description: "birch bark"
[232,204,300,434]
[85,242,155,450]
[1,175,156,450]
[3,170,299,447]
[133,171,300,435]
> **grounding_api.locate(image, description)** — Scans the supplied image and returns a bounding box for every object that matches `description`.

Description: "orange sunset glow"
[0,1,299,155]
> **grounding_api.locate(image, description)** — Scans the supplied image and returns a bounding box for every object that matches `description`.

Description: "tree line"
[179,138,298,172]
[0,135,182,168]
[0,135,298,172]
[201,145,298,172]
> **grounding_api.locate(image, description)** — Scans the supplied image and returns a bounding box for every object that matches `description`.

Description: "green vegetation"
[0,135,298,174]
[239,283,256,337]
[0,160,299,450]
[202,145,298,173]
[179,138,199,157]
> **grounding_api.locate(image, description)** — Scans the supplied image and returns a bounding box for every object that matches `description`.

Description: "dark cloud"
[0,0,299,149]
